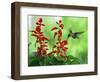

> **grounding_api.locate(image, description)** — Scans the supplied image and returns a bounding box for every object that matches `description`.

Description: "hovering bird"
[67,29,84,39]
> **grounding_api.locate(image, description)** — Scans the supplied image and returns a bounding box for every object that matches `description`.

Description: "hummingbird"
[67,29,84,39]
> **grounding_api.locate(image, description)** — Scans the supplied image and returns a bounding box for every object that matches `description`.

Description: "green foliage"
[66,55,80,64]
[28,53,80,66]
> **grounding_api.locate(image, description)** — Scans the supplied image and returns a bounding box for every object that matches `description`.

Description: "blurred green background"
[28,15,88,66]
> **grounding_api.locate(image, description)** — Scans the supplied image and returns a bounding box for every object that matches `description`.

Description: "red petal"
[41,37,48,41]
[59,24,64,29]
[38,18,43,23]
[36,26,41,33]
[39,33,43,36]
[51,27,58,31]
[62,47,68,52]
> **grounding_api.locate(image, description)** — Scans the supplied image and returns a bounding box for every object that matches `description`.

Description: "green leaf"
[66,55,80,64]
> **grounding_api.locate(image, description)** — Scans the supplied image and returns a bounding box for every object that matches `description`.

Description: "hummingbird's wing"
[72,31,84,39]
[75,31,84,35]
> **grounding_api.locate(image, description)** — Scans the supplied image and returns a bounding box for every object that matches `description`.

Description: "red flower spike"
[51,27,58,31]
[49,19,68,58]
[31,18,49,57]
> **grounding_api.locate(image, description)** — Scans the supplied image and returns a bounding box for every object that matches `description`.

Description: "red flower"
[56,19,64,29]
[59,40,68,52]
[50,19,68,59]
[36,18,45,26]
